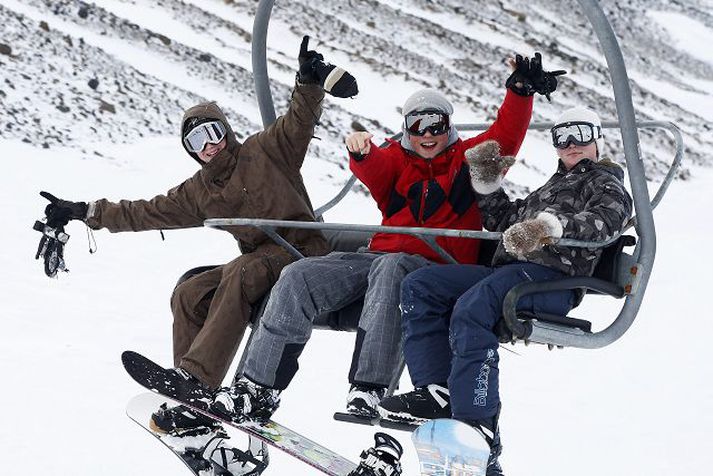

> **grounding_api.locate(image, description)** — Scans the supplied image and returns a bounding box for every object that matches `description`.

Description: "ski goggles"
[183,120,227,153]
[550,121,602,149]
[404,111,451,136]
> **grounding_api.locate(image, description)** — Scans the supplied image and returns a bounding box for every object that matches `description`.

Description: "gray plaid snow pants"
[243,251,432,390]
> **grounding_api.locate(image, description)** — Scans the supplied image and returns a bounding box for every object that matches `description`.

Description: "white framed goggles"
[183,120,227,153]
[550,121,601,149]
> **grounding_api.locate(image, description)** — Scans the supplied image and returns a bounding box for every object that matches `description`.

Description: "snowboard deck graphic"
[412,419,490,476]
[127,392,268,475]
[122,350,357,476]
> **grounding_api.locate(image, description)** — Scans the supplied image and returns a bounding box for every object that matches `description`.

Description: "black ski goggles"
[404,111,451,136]
[550,121,602,149]
[183,120,227,153]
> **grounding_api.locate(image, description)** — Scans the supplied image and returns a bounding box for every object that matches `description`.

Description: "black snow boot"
[211,377,280,423]
[377,383,450,423]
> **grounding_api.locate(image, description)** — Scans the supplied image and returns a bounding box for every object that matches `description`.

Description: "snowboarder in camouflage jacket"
[378,106,632,476]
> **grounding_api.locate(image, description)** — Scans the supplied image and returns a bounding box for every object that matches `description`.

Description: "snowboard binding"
[349,432,403,476]
[33,220,70,277]
[209,435,269,476]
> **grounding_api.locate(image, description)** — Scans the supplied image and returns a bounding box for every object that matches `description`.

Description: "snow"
[648,11,713,65]
[1,1,713,475]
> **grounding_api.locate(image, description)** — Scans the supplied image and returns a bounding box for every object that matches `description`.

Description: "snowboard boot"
[463,407,504,476]
[347,384,387,418]
[348,432,403,476]
[211,377,280,423]
[377,383,450,424]
[149,367,219,436]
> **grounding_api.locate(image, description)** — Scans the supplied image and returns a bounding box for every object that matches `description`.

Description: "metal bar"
[205,217,623,249]
[314,175,357,219]
[420,236,458,264]
[253,0,277,127]
[502,278,626,339]
[573,0,656,348]
[258,226,305,260]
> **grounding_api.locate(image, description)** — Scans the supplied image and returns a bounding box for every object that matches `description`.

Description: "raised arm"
[252,82,325,171]
[469,52,566,156]
[253,35,358,171]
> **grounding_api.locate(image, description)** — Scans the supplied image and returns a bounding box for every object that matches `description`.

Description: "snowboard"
[127,392,268,475]
[122,350,358,476]
[411,419,490,476]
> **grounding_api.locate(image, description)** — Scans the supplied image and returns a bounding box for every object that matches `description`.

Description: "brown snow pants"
[170,243,297,389]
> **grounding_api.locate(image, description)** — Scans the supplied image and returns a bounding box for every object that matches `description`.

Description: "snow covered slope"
[1,1,712,475]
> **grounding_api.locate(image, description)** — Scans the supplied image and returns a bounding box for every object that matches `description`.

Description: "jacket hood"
[181,101,241,166]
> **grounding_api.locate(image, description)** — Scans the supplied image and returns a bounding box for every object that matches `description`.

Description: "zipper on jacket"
[418,161,434,225]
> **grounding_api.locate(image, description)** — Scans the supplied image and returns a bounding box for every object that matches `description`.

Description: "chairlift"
[196,0,683,421]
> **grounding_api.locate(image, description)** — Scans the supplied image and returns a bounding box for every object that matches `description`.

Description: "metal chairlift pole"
[252,0,277,127]
[567,0,656,348]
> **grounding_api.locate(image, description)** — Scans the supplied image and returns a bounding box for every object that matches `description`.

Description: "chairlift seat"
[496,235,636,343]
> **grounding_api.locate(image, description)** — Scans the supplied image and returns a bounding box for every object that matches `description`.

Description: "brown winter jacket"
[86,83,329,257]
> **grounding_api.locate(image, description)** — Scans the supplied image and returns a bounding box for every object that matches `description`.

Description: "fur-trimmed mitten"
[465,140,516,194]
[503,212,563,257]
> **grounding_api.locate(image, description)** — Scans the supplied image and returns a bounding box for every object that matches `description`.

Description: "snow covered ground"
[1,0,712,475]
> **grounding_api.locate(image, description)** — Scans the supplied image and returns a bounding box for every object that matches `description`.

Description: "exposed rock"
[99,99,116,114]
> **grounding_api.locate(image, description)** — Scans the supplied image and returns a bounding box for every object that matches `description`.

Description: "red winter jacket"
[350,90,532,264]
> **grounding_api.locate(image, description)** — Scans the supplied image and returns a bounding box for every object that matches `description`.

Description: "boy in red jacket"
[210,54,565,423]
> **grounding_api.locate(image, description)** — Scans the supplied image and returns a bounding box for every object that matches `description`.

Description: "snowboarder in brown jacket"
[39,35,358,434]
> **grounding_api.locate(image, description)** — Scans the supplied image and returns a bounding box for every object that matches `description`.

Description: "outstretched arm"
[86,176,203,233]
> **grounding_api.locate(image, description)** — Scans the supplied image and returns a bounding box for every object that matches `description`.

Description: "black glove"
[40,191,88,227]
[505,52,566,101]
[297,35,358,98]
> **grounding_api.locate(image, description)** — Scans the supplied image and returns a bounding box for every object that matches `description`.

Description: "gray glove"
[465,140,516,194]
[502,212,563,258]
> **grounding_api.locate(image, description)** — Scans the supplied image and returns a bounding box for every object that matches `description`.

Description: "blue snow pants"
[401,262,577,421]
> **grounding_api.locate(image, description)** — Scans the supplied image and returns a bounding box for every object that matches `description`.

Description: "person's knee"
[170,281,191,314]
[401,265,433,297]
[274,259,311,291]
[370,252,414,276]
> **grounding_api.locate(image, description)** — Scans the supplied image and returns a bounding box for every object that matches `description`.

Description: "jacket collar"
[556,157,625,180]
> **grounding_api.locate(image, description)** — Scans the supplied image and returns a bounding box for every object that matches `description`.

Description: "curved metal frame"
[239,0,680,349]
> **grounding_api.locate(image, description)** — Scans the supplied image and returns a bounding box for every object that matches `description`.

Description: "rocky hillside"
[1,0,711,182]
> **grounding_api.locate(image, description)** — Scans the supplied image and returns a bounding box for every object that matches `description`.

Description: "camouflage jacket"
[476,158,633,276]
